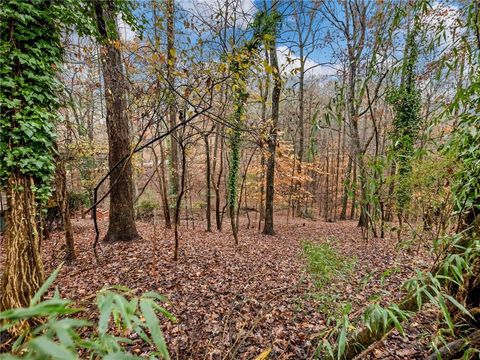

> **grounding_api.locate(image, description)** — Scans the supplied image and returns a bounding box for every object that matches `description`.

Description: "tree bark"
[95,0,139,242]
[258,152,266,232]
[1,175,44,312]
[296,56,305,217]
[350,159,357,220]
[258,50,269,232]
[324,152,330,221]
[204,134,212,231]
[263,33,281,236]
[55,158,75,261]
[166,0,179,209]
[426,330,480,360]
[174,142,187,261]
[340,118,350,220]
[215,128,225,231]
[153,144,171,228]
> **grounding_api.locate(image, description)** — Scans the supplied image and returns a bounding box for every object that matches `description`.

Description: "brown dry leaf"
[5,217,434,359]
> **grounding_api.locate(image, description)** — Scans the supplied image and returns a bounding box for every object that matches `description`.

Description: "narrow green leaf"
[30,264,63,306]
[140,299,170,360]
[29,337,76,359]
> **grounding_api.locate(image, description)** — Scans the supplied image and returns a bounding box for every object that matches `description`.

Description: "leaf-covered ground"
[2,217,437,359]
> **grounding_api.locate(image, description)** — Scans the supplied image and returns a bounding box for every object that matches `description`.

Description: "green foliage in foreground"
[302,240,355,291]
[0,267,175,359]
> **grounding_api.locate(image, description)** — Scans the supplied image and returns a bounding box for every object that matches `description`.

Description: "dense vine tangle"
[387,17,420,238]
[226,7,282,244]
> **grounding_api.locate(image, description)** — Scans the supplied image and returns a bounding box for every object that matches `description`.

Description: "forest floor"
[3,216,439,359]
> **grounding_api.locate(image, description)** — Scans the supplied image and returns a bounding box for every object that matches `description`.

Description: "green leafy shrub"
[135,196,160,219]
[68,191,90,212]
[302,240,355,290]
[0,266,174,359]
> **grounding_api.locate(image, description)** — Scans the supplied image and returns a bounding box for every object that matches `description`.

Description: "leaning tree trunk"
[0,175,44,312]
[95,0,139,242]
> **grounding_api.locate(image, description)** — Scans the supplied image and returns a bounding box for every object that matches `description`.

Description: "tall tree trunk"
[212,125,224,231]
[215,129,225,231]
[55,158,75,261]
[152,1,171,229]
[263,39,281,236]
[324,152,330,221]
[340,154,352,220]
[228,105,242,244]
[350,159,357,220]
[385,161,396,222]
[1,175,44,312]
[204,134,212,231]
[167,0,179,214]
[334,125,342,221]
[153,144,171,228]
[296,57,305,217]
[258,152,266,232]
[173,143,186,261]
[95,0,139,242]
[258,50,269,232]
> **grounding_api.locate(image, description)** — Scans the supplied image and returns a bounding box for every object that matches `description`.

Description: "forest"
[0,0,479,359]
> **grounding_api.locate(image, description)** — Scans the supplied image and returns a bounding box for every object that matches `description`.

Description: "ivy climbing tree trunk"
[94,0,139,242]
[228,92,244,245]
[388,23,420,239]
[258,49,269,232]
[0,0,64,312]
[263,24,281,236]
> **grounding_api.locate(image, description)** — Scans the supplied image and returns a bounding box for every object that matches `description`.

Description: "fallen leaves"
[1,217,435,359]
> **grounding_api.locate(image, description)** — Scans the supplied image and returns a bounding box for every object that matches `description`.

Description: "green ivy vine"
[0,0,66,203]
[387,21,421,216]
[226,9,282,224]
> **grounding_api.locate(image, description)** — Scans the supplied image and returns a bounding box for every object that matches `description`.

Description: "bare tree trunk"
[95,0,139,242]
[55,158,75,261]
[237,150,255,231]
[167,0,179,215]
[173,142,186,261]
[212,125,224,231]
[324,153,330,221]
[296,57,305,217]
[153,144,171,228]
[350,159,357,220]
[204,134,212,231]
[258,152,265,232]
[385,161,396,222]
[340,155,352,220]
[334,125,342,221]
